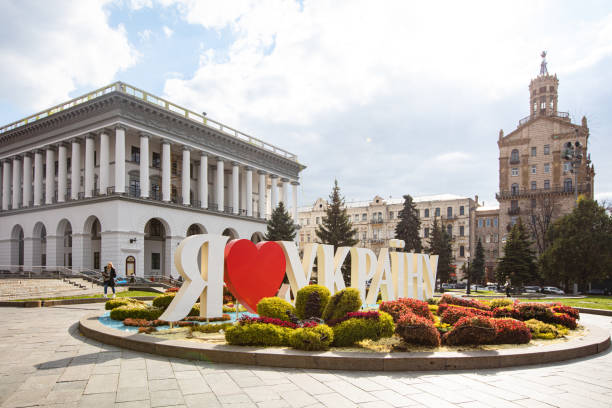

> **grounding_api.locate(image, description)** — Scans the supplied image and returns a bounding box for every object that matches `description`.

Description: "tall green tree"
[316,180,358,285]
[265,201,297,241]
[426,218,454,291]
[497,220,537,287]
[395,194,422,252]
[470,238,485,285]
[540,198,612,288]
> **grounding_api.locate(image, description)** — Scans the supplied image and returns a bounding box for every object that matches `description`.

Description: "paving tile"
[183,392,221,408]
[325,380,378,403]
[116,386,150,403]
[148,378,179,391]
[85,374,120,394]
[371,389,417,407]
[149,389,184,407]
[314,392,358,408]
[79,392,117,408]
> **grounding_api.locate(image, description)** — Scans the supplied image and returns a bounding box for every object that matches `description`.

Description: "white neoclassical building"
[0,82,304,278]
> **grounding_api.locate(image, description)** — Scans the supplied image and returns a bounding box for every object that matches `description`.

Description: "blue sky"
[1,0,611,207]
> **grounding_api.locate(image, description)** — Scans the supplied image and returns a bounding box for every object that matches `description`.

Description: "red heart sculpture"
[224,239,286,313]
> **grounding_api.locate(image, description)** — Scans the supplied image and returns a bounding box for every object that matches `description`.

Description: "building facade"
[474,205,500,282]
[496,55,595,255]
[0,82,304,278]
[298,194,477,279]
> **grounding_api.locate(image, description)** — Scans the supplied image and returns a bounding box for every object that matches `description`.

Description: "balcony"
[496,184,590,200]
[370,218,384,224]
[518,111,570,127]
[508,207,520,215]
[509,158,520,165]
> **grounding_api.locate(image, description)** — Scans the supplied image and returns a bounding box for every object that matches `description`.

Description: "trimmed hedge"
[492,318,532,344]
[257,297,297,322]
[224,322,293,346]
[190,322,234,333]
[322,288,362,322]
[515,303,554,321]
[488,298,514,309]
[550,313,577,329]
[443,316,496,346]
[439,294,490,311]
[524,319,568,339]
[295,285,330,320]
[552,305,579,320]
[378,301,410,323]
[110,304,164,321]
[104,298,143,310]
[398,298,434,321]
[222,304,247,313]
[152,293,175,309]
[440,305,493,325]
[395,312,441,347]
[332,311,394,347]
[290,325,334,351]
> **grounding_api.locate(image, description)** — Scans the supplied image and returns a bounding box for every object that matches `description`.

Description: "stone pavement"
[0,304,611,408]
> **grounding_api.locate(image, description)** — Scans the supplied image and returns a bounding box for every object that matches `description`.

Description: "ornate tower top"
[540,51,548,75]
[529,52,559,118]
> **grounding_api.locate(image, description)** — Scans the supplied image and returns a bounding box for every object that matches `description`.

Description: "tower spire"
[540,51,548,76]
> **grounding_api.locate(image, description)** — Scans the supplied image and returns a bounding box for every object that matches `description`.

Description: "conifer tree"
[395,194,422,252]
[497,220,537,287]
[265,201,297,241]
[426,218,454,290]
[470,238,485,285]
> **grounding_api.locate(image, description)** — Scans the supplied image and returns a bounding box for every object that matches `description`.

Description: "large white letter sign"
[317,245,349,294]
[159,234,228,322]
[421,253,438,299]
[278,242,318,295]
[365,247,393,305]
[350,247,377,303]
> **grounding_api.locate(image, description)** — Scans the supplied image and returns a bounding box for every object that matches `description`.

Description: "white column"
[199,153,208,209]
[292,181,299,220]
[246,167,253,217]
[99,131,109,194]
[12,157,21,209]
[270,174,279,209]
[258,171,266,218]
[70,140,81,200]
[22,154,32,207]
[57,143,67,202]
[240,171,246,213]
[45,148,54,204]
[84,134,95,198]
[232,162,239,214]
[34,150,43,205]
[139,133,150,198]
[162,140,171,202]
[216,159,224,211]
[281,178,290,206]
[114,126,126,193]
[2,161,11,210]
[182,147,190,205]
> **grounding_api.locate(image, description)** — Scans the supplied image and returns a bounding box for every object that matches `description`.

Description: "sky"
[1,0,611,208]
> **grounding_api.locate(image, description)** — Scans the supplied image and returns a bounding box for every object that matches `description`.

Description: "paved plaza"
[0,304,611,408]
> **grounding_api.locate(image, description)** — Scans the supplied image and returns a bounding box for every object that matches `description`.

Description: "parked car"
[524,286,541,293]
[542,286,565,295]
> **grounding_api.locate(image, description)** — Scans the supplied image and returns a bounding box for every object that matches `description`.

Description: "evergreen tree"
[497,220,537,287]
[470,238,485,285]
[395,194,422,252]
[265,201,297,241]
[426,218,454,291]
[540,198,612,288]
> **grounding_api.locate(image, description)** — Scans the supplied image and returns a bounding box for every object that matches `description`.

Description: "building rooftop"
[299,193,471,212]
[476,204,500,212]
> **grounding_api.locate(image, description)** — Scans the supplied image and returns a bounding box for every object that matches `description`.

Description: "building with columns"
[0,82,304,278]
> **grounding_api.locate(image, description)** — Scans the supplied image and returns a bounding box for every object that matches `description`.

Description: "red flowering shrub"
[492,318,532,344]
[440,305,493,325]
[515,303,554,321]
[492,306,518,319]
[138,326,157,333]
[165,287,180,293]
[550,313,577,329]
[379,301,411,322]
[123,318,153,327]
[184,315,230,322]
[327,311,380,327]
[439,294,490,311]
[443,316,497,346]
[395,312,441,347]
[552,306,579,320]
[397,298,435,321]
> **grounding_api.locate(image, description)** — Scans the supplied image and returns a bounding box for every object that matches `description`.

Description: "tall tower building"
[496,53,595,255]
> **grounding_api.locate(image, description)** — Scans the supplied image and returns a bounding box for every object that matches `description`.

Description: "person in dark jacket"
[102,262,117,298]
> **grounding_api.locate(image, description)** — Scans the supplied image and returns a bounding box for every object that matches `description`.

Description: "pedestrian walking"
[102,262,117,298]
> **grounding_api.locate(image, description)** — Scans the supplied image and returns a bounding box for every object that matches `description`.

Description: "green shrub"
[104,298,143,310]
[332,311,394,347]
[152,293,176,309]
[188,303,200,316]
[256,297,297,322]
[322,288,362,322]
[290,325,334,351]
[110,304,164,321]
[222,304,247,313]
[190,322,234,333]
[524,319,568,339]
[426,297,439,305]
[224,323,293,346]
[295,285,331,320]
[488,298,514,309]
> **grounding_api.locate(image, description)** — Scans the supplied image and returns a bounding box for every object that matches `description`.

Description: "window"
[459,225,465,236]
[424,209,429,218]
[362,232,367,241]
[486,218,491,227]
[54,161,58,176]
[389,211,394,219]
[307,235,311,243]
[510,149,520,163]
[544,163,550,173]
[94,151,97,166]
[354,214,359,222]
[510,216,518,226]
[486,235,491,243]
[378,212,383,222]
[531,198,537,208]
[131,146,140,163]
[564,178,572,192]
[362,213,367,221]
[152,152,160,168]
[94,252,100,270]
[544,144,550,155]
[435,208,440,217]
[459,206,464,216]
[531,147,537,157]
[151,253,161,270]
[563,162,571,172]
[511,200,518,210]
[511,168,519,176]
[316,217,320,225]
[171,161,178,175]
[511,183,519,195]
[478,219,483,228]
[531,181,537,190]
[459,246,465,257]
[129,178,140,196]
[544,180,550,190]
[151,183,160,199]
[531,165,536,174]
[493,218,498,227]
[446,224,452,236]
[67,157,71,173]
[424,228,429,238]
[306,218,309,225]
[447,207,452,218]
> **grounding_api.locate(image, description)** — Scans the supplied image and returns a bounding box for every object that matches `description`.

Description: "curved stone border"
[79,313,611,371]
[0,296,156,308]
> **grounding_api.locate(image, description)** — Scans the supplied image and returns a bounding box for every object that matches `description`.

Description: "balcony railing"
[508,207,520,215]
[518,111,570,126]
[496,184,589,200]
[0,82,298,162]
[370,218,384,224]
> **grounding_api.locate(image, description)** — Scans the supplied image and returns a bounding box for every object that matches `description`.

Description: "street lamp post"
[465,251,471,296]
[562,138,583,208]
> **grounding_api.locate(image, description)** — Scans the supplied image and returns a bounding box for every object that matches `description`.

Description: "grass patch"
[11,290,160,301]
[519,296,612,311]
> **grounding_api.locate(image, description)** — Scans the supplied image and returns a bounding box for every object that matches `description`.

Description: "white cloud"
[162,26,174,38]
[138,29,153,41]
[127,0,153,10]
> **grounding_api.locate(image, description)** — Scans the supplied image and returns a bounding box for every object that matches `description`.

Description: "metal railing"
[496,184,590,199]
[508,207,521,215]
[0,82,298,162]
[518,111,570,126]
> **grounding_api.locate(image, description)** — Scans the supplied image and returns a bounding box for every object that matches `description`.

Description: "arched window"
[511,183,519,195]
[510,149,520,163]
[447,207,452,218]
[564,178,572,192]
[460,246,465,257]
[446,224,452,237]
